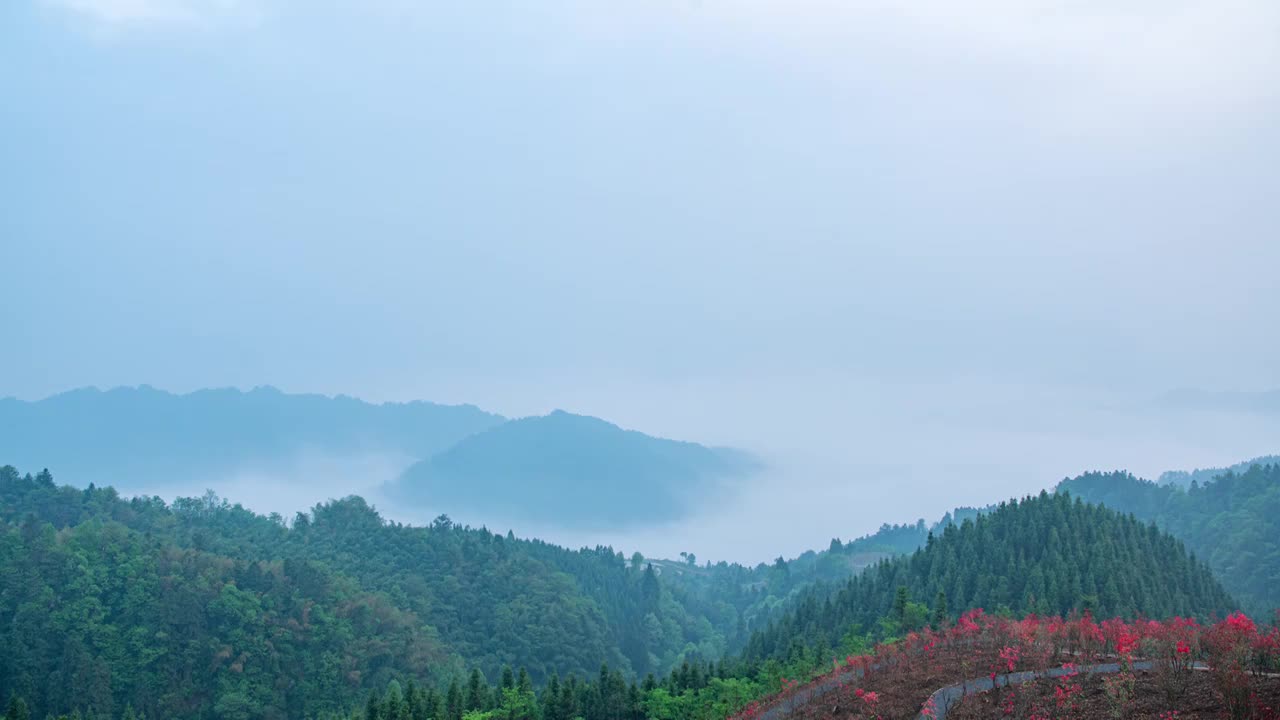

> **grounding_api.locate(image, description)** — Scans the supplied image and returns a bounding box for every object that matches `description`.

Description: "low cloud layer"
[6,0,1279,562]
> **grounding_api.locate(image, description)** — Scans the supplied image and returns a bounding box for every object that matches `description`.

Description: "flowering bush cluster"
[1204,612,1280,720]
[733,609,1280,720]
[1146,616,1201,703]
[1051,663,1082,719]
[852,688,880,719]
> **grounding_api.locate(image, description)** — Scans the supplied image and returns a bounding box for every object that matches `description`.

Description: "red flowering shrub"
[1101,616,1141,658]
[1056,612,1105,662]
[1252,623,1280,676]
[1101,669,1136,719]
[997,685,1017,716]
[734,609,1276,720]
[847,687,882,719]
[1204,613,1260,720]
[1052,663,1083,719]
[999,646,1020,672]
[1149,617,1200,703]
[1017,615,1055,670]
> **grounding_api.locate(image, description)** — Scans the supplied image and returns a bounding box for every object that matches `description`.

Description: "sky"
[3,0,1280,562]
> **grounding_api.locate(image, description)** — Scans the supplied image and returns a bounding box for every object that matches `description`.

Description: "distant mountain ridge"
[3,386,761,530]
[390,410,760,529]
[1158,454,1280,487]
[0,385,505,488]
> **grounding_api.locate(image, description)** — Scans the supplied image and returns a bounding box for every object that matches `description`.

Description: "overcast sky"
[3,0,1279,561]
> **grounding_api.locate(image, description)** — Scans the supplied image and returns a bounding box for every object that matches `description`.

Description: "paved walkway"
[751,664,870,720]
[917,660,1161,719]
[751,659,1206,720]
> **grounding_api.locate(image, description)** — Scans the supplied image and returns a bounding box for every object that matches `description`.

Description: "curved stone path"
[917,660,1161,719]
[916,661,1273,719]
[749,659,1212,720]
[750,664,870,720]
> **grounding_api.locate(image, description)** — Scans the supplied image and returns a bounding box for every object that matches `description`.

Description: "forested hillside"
[0,501,449,718]
[344,493,1242,720]
[653,507,986,635]
[741,491,1234,665]
[0,467,1245,719]
[1057,461,1280,613]
[0,466,738,719]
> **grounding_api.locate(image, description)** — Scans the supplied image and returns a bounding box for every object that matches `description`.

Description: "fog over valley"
[3,1,1280,717]
[12,378,1276,565]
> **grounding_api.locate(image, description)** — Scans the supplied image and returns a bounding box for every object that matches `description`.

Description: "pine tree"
[932,590,948,626]
[4,698,29,720]
[500,666,515,692]
[466,669,489,711]
[405,680,422,720]
[542,673,562,720]
[446,680,463,720]
[641,565,660,610]
[892,586,909,625]
[426,688,445,720]
[555,676,577,720]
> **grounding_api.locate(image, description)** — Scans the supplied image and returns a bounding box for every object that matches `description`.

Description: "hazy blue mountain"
[0,385,505,488]
[1158,454,1280,487]
[390,410,759,528]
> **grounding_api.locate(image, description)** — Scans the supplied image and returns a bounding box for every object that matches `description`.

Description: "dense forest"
[740,491,1234,666]
[0,464,998,713]
[323,656,770,720]
[1,466,1239,720]
[0,465,746,719]
[1057,461,1280,613]
[649,507,987,637]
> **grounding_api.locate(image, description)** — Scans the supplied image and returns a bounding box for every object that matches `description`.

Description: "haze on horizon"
[3,0,1279,564]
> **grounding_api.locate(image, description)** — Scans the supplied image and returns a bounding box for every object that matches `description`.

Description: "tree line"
[0,468,1242,719]
[1057,462,1280,614]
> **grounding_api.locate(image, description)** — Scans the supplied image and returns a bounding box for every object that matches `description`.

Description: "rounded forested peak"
[534,408,618,428]
[310,495,385,530]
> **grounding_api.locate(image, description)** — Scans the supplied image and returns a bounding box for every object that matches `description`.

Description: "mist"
[122,449,417,520]
[4,0,1279,564]
[109,376,1280,566]
[426,376,1280,564]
